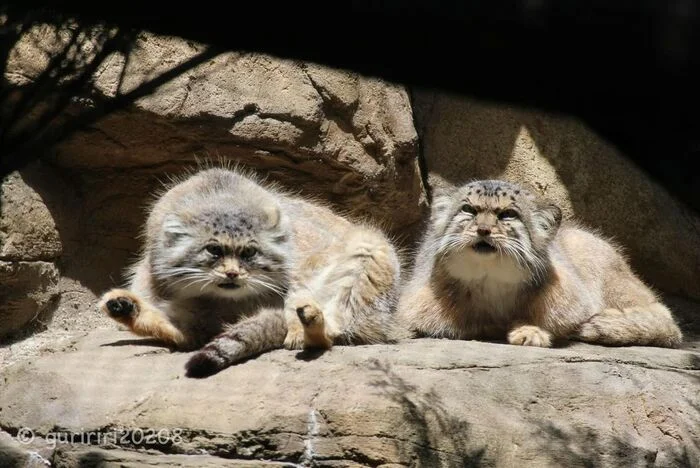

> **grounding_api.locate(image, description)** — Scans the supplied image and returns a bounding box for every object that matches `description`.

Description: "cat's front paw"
[508,325,552,348]
[98,289,140,324]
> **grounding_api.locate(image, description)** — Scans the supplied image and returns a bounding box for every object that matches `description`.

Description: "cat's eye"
[498,209,519,220]
[205,244,224,258]
[461,204,476,215]
[240,246,258,260]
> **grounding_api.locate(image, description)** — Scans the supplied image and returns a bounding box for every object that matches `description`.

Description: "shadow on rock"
[532,421,695,468]
[295,348,327,362]
[100,337,172,348]
[368,358,485,467]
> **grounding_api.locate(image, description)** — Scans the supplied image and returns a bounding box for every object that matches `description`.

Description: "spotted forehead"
[461,181,523,208]
[194,209,258,237]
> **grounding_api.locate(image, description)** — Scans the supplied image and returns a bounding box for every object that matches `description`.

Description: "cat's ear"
[429,188,458,236]
[431,194,453,218]
[533,202,562,234]
[262,204,281,229]
[430,186,456,220]
[163,215,190,245]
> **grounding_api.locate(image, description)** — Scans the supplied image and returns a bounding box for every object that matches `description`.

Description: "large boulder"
[0,330,698,467]
[6,27,426,236]
[0,170,61,340]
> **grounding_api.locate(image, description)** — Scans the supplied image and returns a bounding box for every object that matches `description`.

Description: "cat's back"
[279,191,399,290]
[281,196,354,251]
[552,223,628,284]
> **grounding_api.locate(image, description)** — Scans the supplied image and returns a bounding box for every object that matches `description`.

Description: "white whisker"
[248,277,287,298]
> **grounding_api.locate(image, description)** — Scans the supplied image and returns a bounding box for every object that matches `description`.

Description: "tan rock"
[0,260,59,340]
[0,168,63,339]
[0,171,61,261]
[0,331,697,467]
[52,447,293,467]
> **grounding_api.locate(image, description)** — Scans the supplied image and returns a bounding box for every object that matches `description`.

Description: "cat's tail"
[185,307,287,378]
[576,302,683,348]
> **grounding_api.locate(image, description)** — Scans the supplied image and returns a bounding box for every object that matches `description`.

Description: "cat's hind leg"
[578,266,684,348]
[576,302,683,348]
[297,300,333,349]
[288,227,403,349]
[283,292,333,350]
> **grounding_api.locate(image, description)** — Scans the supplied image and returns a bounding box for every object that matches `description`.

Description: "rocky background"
[1,28,699,467]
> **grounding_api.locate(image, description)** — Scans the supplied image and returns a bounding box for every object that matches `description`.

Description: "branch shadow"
[0,8,221,178]
[367,358,485,467]
[531,421,695,468]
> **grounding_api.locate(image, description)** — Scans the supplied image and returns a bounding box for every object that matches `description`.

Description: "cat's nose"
[477,225,492,237]
[225,270,239,279]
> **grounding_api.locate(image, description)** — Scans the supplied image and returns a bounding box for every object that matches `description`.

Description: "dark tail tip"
[185,351,225,378]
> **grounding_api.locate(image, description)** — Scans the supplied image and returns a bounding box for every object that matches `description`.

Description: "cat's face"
[153,203,290,300]
[430,180,561,282]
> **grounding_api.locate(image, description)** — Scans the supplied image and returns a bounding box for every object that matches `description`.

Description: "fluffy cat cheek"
[160,240,198,266]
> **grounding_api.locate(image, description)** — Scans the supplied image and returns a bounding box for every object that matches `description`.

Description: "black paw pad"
[106,297,135,317]
[185,352,223,378]
[296,306,312,325]
[296,306,322,326]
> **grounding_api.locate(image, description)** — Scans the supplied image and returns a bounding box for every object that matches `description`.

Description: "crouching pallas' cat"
[98,167,405,377]
[398,179,683,348]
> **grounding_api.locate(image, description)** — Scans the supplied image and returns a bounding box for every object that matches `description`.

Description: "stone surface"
[51,447,294,467]
[0,431,292,468]
[0,172,62,262]
[0,431,53,468]
[0,330,698,467]
[0,169,62,339]
[0,260,59,341]
[413,90,700,301]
